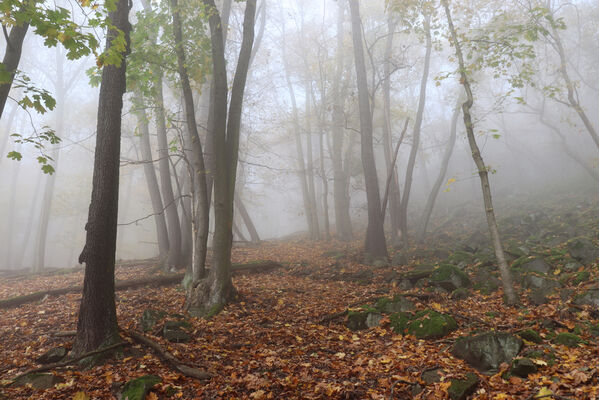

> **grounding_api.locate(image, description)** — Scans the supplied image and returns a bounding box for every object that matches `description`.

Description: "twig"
[389,378,416,400]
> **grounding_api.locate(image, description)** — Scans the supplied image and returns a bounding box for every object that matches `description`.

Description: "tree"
[72,0,131,356]
[186,0,256,317]
[442,0,517,306]
[349,0,387,259]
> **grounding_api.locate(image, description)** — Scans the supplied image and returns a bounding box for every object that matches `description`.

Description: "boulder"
[163,321,192,343]
[366,313,383,328]
[451,288,471,300]
[374,296,415,313]
[140,309,167,333]
[346,311,382,331]
[421,368,442,384]
[523,274,560,292]
[431,265,472,291]
[36,346,68,364]
[120,375,161,400]
[12,373,64,389]
[451,332,523,374]
[573,288,599,308]
[521,259,552,274]
[448,373,479,400]
[554,332,582,348]
[517,329,543,344]
[510,358,537,378]
[389,312,412,334]
[406,310,458,340]
[567,237,599,264]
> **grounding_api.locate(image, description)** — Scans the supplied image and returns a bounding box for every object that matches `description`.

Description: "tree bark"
[171,0,209,282]
[234,195,260,244]
[73,0,131,355]
[349,0,387,259]
[417,97,461,242]
[134,92,170,265]
[0,20,28,120]
[443,0,517,306]
[398,14,432,247]
[304,81,320,240]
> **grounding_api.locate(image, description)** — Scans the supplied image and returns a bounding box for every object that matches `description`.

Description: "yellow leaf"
[250,389,266,399]
[532,359,548,366]
[146,393,158,400]
[380,357,392,364]
[72,392,90,400]
[553,269,561,275]
[535,387,553,398]
[335,352,346,359]
[431,302,443,311]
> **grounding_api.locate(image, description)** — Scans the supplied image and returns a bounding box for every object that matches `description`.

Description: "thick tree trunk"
[382,14,402,245]
[134,92,170,265]
[349,0,387,259]
[443,0,517,306]
[171,0,209,283]
[73,0,131,356]
[0,20,28,119]
[417,97,461,242]
[186,0,256,317]
[398,15,431,247]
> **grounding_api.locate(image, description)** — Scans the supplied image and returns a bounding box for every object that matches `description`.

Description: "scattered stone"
[406,310,457,340]
[517,329,543,344]
[12,373,64,389]
[567,237,599,264]
[140,309,167,333]
[36,346,68,364]
[448,373,479,400]
[564,261,583,271]
[523,274,560,292]
[431,264,472,291]
[120,375,161,400]
[529,289,550,305]
[554,332,582,348]
[382,270,401,283]
[510,358,537,378]
[397,279,413,291]
[421,368,442,384]
[366,313,383,328]
[451,332,523,374]
[375,296,415,313]
[163,321,191,343]
[521,259,552,274]
[451,288,471,300]
[573,288,599,308]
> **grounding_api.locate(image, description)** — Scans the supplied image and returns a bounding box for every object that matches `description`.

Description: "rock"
[341,269,374,284]
[163,321,191,343]
[12,373,64,389]
[564,261,583,271]
[346,311,368,331]
[374,296,415,313]
[406,310,458,340]
[366,313,383,328]
[451,288,471,300]
[529,289,550,305]
[554,332,582,348]
[517,329,543,344]
[431,265,472,291]
[372,258,389,269]
[446,251,474,267]
[451,332,523,374]
[572,288,599,308]
[448,373,479,400]
[140,309,167,333]
[382,270,401,283]
[567,237,599,264]
[523,274,560,292]
[521,259,552,274]
[120,375,161,400]
[573,271,590,285]
[397,279,413,291]
[36,346,68,364]
[391,252,408,266]
[510,358,537,378]
[389,312,412,334]
[421,368,442,384]
[401,266,434,283]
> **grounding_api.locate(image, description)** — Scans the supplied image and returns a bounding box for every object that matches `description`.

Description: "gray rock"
[451,332,523,374]
[392,252,408,266]
[567,237,599,264]
[12,373,64,389]
[448,373,479,400]
[36,346,68,364]
[572,288,599,308]
[431,265,472,291]
[140,309,167,333]
[521,259,552,274]
[366,313,383,328]
[510,358,537,378]
[163,321,191,343]
[421,368,442,384]
[523,274,560,292]
[376,296,415,313]
[529,289,550,305]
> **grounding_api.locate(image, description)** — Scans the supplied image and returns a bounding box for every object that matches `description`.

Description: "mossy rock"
[140,309,167,332]
[431,264,471,291]
[346,311,368,331]
[448,373,479,400]
[474,279,500,295]
[567,237,599,264]
[451,288,471,300]
[510,358,537,378]
[554,332,582,348]
[407,310,458,339]
[163,321,191,343]
[36,346,68,364]
[517,329,543,344]
[446,251,474,266]
[451,332,523,374]
[589,323,599,337]
[573,271,590,285]
[121,375,161,400]
[389,312,413,334]
[374,296,415,313]
[572,288,599,307]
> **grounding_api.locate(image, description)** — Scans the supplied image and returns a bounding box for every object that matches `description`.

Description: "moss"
[121,375,161,400]
[485,311,498,319]
[573,271,590,285]
[475,280,499,295]
[205,303,224,319]
[347,311,368,331]
[407,310,458,339]
[511,256,534,269]
[517,329,543,344]
[448,373,478,400]
[389,312,413,334]
[451,288,471,299]
[554,332,582,348]
[447,251,474,265]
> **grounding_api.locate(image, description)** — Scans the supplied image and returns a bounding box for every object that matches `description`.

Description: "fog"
[1,0,598,270]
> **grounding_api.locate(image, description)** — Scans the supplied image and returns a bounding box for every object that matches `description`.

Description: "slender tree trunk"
[443,0,517,306]
[234,196,260,244]
[349,0,387,259]
[417,97,461,242]
[319,127,330,241]
[305,82,320,240]
[177,165,193,267]
[171,0,209,282]
[398,15,432,247]
[15,173,42,269]
[134,92,170,265]
[0,104,18,163]
[382,14,402,245]
[0,20,28,119]
[73,0,131,355]
[5,144,21,268]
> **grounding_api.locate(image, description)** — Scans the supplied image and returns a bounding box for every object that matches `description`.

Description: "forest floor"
[1,190,599,399]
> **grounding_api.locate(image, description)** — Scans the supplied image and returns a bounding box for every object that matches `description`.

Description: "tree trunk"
[443,0,517,306]
[186,0,256,317]
[171,0,209,283]
[15,174,42,269]
[319,126,330,241]
[73,0,131,356]
[0,20,28,119]
[417,97,461,242]
[234,195,260,244]
[382,14,402,245]
[134,92,170,265]
[5,145,21,268]
[0,104,18,163]
[349,0,387,259]
[398,14,432,247]
[304,82,320,240]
